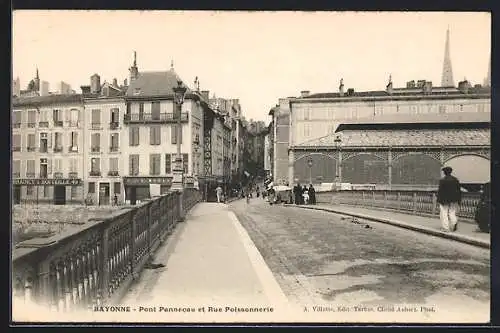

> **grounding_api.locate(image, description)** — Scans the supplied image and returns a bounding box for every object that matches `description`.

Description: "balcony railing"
[27,147,36,152]
[108,171,119,177]
[53,146,63,153]
[91,147,101,153]
[89,171,101,177]
[38,122,49,128]
[26,172,36,178]
[13,172,20,178]
[54,172,63,178]
[109,122,120,130]
[39,147,48,153]
[110,146,119,153]
[13,147,21,152]
[91,123,102,130]
[69,172,78,178]
[39,173,48,179]
[124,112,189,124]
[13,123,21,128]
[27,123,36,128]
[54,120,63,127]
[12,190,201,312]
[316,190,482,221]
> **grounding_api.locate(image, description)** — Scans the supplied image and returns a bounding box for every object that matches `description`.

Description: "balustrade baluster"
[92,245,99,306]
[56,263,65,311]
[63,261,72,311]
[49,265,58,311]
[24,275,34,304]
[85,250,93,307]
[79,252,87,306]
[99,228,110,304]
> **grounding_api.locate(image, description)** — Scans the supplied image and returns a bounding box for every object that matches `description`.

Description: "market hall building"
[289,112,490,190]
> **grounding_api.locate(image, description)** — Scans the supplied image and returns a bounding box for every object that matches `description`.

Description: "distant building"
[58,81,72,95]
[13,77,20,97]
[40,81,50,96]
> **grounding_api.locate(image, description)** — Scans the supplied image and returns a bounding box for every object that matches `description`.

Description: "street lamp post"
[307,157,313,185]
[171,80,187,192]
[172,80,187,222]
[334,135,342,191]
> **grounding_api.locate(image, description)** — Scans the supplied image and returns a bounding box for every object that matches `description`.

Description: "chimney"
[347,88,355,96]
[406,80,416,88]
[423,81,433,94]
[113,78,118,87]
[90,74,101,94]
[417,80,426,88]
[386,75,393,95]
[201,90,210,101]
[458,80,470,94]
[339,78,345,97]
[81,85,91,95]
[300,90,310,98]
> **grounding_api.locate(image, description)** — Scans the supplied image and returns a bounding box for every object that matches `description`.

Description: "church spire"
[441,27,454,87]
[129,51,139,82]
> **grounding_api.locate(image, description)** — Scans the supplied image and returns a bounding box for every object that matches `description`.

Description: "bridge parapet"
[316,190,480,220]
[12,189,201,312]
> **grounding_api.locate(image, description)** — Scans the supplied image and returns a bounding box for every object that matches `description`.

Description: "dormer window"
[134,88,141,95]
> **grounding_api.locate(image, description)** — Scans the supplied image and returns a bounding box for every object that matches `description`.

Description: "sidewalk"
[120,202,290,322]
[285,203,490,249]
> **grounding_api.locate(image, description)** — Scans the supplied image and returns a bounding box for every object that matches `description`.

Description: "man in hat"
[437,166,462,232]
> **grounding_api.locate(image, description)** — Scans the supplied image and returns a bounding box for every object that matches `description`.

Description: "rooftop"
[126,70,192,97]
[12,94,83,107]
[296,128,490,148]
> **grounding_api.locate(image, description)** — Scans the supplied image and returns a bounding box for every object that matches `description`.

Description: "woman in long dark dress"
[475,182,490,232]
[309,184,316,205]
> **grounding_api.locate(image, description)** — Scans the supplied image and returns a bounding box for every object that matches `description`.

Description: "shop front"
[123,176,173,205]
[13,178,83,205]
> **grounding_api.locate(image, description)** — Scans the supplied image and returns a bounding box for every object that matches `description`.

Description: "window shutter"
[156,127,161,145]
[65,109,71,122]
[129,155,133,175]
[48,133,52,148]
[179,125,183,144]
[129,127,134,146]
[150,128,155,145]
[165,154,171,174]
[48,159,52,175]
[149,154,154,175]
[74,132,78,147]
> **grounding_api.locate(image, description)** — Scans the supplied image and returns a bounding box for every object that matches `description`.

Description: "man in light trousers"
[436,166,462,232]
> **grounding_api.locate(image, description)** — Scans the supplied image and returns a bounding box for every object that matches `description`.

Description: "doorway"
[99,183,110,206]
[53,185,66,205]
[13,185,21,204]
[127,187,137,205]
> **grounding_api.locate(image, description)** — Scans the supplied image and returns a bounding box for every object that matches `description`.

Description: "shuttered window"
[165,154,172,174]
[171,124,182,144]
[149,154,161,175]
[150,126,161,145]
[129,154,139,176]
[129,127,139,146]
[152,101,161,120]
[109,157,119,172]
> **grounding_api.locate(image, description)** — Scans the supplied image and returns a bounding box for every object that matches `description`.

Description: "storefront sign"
[184,176,195,184]
[123,177,172,186]
[13,178,82,186]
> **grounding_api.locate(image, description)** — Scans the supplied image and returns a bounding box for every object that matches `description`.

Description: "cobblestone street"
[230,198,490,322]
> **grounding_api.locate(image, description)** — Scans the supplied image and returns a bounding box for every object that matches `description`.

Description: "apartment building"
[122,58,205,204]
[12,94,85,204]
[82,76,127,205]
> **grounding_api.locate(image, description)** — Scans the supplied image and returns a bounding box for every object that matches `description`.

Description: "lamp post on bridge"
[172,80,187,221]
[307,157,313,185]
[171,80,187,192]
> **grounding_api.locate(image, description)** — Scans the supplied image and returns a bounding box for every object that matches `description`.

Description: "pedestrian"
[475,182,490,233]
[308,184,316,205]
[256,185,260,198]
[302,185,308,204]
[113,194,118,206]
[302,187,309,204]
[437,166,462,232]
[294,183,301,205]
[216,185,223,203]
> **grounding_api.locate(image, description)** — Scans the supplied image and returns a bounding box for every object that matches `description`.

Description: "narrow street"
[229,198,490,320]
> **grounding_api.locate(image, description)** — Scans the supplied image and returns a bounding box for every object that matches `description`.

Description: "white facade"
[264,133,271,174]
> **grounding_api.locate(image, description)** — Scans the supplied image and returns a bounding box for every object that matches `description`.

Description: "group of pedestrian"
[293,183,316,205]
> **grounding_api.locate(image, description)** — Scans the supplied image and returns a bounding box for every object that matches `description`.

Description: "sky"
[13,11,490,122]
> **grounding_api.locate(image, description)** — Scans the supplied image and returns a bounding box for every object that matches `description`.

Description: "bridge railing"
[315,190,480,220]
[12,189,201,312]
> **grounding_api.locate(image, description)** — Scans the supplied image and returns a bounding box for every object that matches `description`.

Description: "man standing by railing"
[437,166,462,232]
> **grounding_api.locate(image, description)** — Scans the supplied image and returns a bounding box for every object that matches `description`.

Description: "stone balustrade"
[12,189,201,312]
[315,190,480,220]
